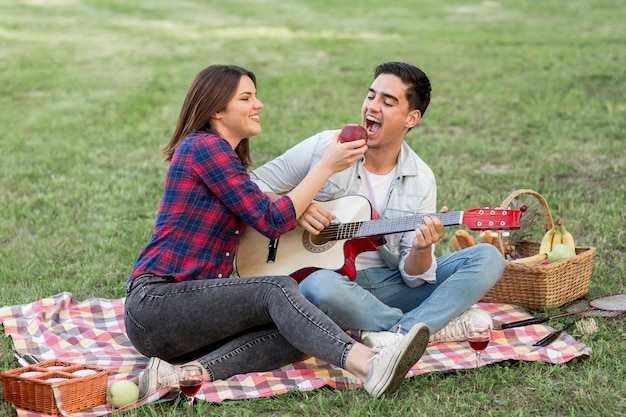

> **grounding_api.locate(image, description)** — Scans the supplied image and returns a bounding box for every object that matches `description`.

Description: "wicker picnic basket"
[1,359,109,415]
[480,189,596,311]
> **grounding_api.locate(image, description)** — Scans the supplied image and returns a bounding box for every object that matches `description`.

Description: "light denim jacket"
[250,129,438,287]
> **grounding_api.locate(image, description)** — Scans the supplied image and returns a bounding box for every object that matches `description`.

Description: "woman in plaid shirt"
[125,64,430,400]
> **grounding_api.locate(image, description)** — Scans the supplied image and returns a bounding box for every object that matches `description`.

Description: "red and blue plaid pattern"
[131,131,296,282]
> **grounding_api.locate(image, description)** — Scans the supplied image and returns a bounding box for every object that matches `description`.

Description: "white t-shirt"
[250,130,438,287]
[355,167,395,270]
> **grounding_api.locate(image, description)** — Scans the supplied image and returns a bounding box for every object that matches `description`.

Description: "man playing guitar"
[248,62,507,348]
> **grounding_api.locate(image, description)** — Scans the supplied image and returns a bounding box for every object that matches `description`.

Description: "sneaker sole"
[370,323,430,398]
[138,357,159,398]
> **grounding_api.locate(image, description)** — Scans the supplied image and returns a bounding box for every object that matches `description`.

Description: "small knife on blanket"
[533,320,578,347]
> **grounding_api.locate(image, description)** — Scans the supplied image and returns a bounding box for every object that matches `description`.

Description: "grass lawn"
[1,0,624,416]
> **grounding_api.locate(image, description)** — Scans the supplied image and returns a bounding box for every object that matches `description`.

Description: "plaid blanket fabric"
[0,292,591,416]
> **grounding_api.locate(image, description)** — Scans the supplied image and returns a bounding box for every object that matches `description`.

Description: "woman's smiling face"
[212,75,263,147]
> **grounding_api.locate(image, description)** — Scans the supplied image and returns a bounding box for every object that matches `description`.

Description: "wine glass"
[178,364,203,411]
[468,321,491,369]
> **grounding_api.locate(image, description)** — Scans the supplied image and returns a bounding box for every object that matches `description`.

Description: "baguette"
[479,230,493,244]
[449,235,464,251]
[454,230,476,249]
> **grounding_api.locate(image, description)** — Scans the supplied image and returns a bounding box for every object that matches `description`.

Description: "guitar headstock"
[462,208,522,230]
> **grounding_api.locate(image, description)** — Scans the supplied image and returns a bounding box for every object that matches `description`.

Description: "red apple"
[339,124,368,143]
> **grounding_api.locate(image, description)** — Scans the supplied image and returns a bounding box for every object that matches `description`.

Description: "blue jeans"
[124,274,355,381]
[299,244,505,334]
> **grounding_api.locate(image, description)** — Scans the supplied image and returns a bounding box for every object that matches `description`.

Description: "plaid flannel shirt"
[130,131,296,281]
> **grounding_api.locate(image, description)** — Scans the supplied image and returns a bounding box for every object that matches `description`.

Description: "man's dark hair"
[374,62,431,116]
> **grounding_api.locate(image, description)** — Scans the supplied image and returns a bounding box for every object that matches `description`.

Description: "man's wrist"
[411,244,431,254]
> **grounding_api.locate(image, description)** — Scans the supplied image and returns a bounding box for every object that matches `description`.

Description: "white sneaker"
[429,308,493,344]
[361,330,403,352]
[138,357,179,398]
[363,322,430,398]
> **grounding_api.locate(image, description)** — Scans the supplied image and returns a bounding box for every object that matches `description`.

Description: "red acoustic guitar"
[235,195,522,282]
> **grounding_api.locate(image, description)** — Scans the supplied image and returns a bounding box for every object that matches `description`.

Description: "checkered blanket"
[0,292,591,416]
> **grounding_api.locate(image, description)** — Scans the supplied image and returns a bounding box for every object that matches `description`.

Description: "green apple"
[547,244,576,262]
[108,380,139,408]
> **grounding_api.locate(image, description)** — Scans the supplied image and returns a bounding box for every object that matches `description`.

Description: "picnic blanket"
[1,292,592,416]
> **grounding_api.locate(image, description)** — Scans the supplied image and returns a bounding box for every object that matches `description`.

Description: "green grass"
[1,0,625,416]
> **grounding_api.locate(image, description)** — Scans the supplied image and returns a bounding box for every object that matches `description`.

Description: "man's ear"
[405,109,421,129]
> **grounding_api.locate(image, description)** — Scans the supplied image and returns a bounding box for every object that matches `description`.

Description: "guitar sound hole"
[303,231,336,253]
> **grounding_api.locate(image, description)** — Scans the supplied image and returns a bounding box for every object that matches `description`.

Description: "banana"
[559,218,576,251]
[538,226,556,255]
[551,220,563,248]
[511,252,548,264]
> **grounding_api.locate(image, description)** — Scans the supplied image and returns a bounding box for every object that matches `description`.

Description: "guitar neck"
[327,211,463,241]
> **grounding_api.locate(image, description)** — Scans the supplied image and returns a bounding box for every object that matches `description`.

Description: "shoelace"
[370,332,403,353]
[368,343,394,361]
[432,317,467,342]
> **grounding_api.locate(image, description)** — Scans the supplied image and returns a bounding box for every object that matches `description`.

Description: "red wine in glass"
[180,379,202,397]
[468,337,489,352]
[178,364,203,411]
[468,323,491,369]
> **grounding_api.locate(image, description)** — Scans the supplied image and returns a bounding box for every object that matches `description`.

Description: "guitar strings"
[315,212,463,241]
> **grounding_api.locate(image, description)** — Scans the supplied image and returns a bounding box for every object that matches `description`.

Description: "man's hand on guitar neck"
[411,209,447,250]
[297,201,336,235]
[405,206,448,276]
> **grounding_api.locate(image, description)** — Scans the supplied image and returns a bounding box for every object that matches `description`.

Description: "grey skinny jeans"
[124,274,356,381]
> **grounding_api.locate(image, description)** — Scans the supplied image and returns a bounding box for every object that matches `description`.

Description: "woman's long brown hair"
[162,65,255,166]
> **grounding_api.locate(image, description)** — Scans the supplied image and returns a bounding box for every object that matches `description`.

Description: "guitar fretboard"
[325,212,464,241]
